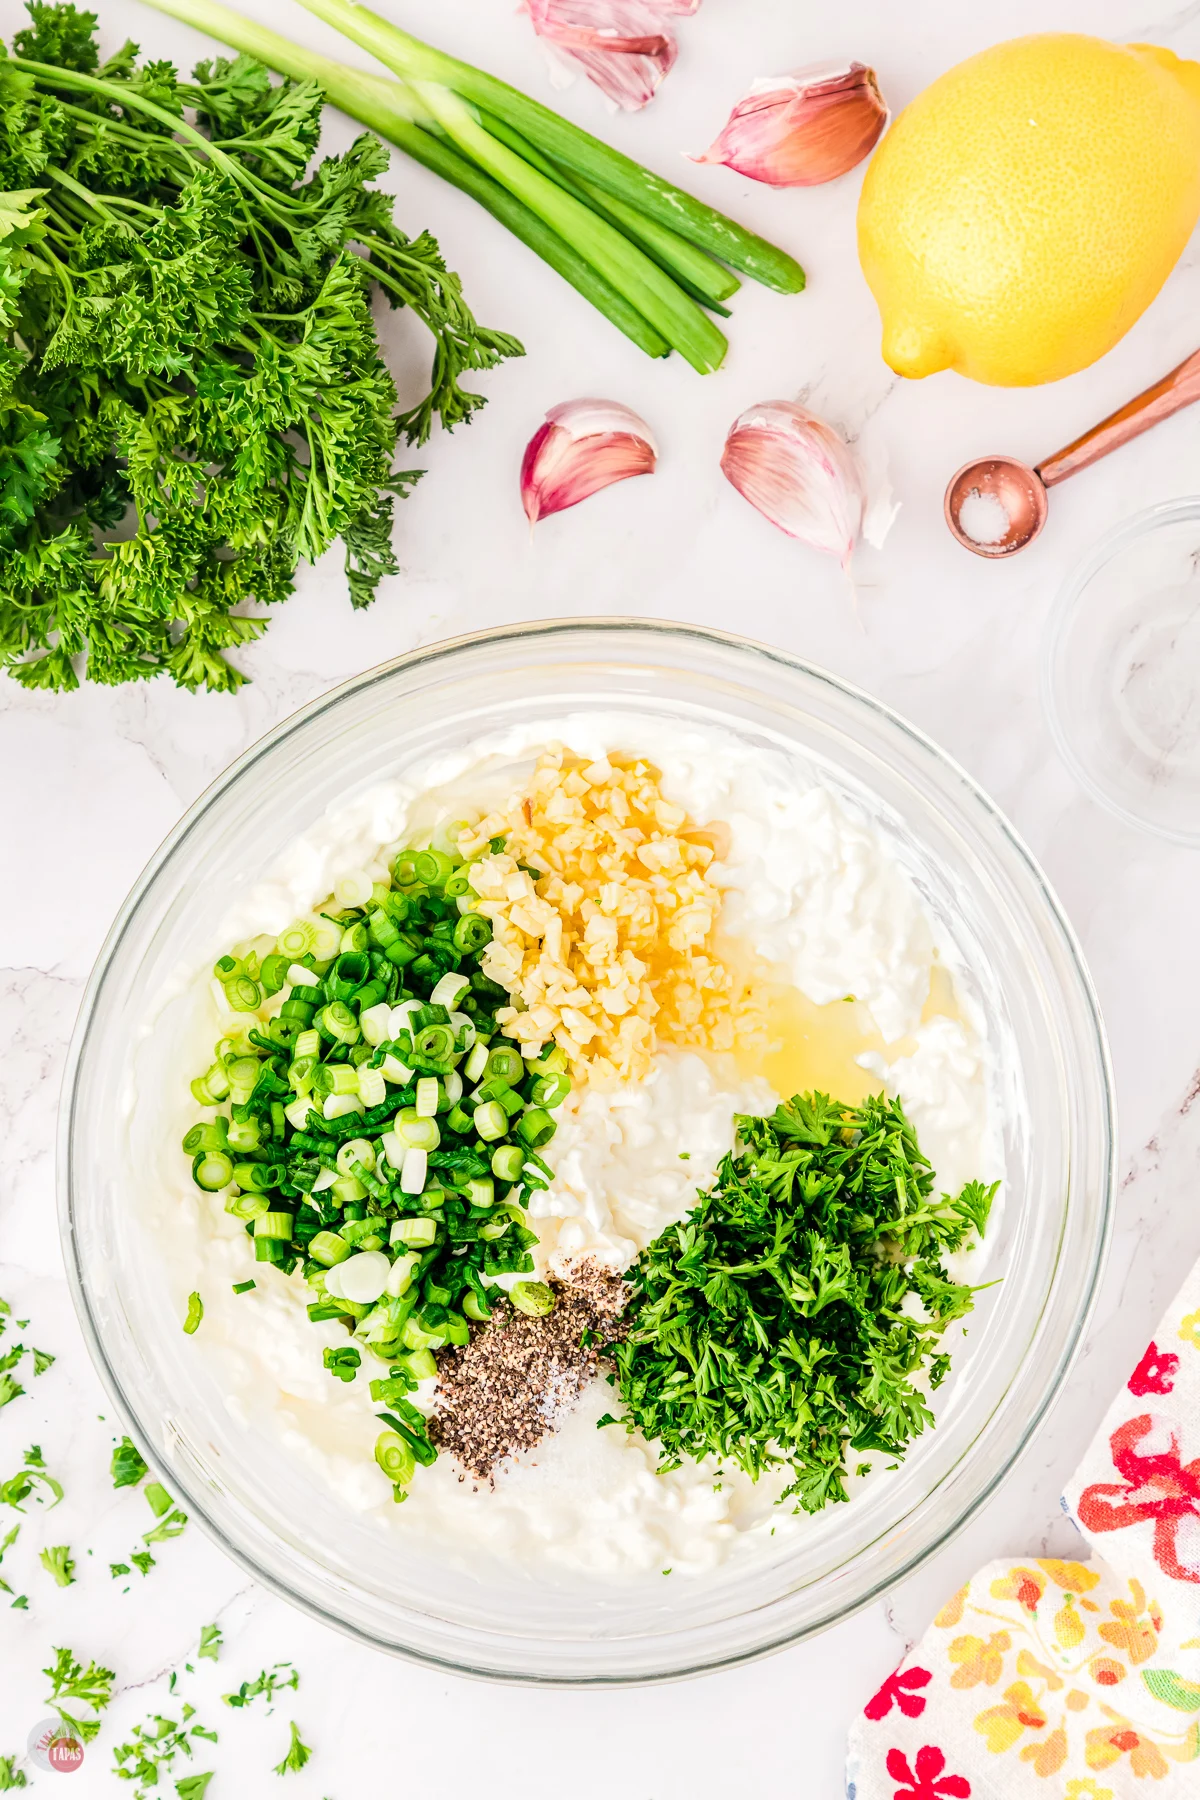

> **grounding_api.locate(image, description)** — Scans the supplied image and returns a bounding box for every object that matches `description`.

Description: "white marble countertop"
[4,0,1200,1791]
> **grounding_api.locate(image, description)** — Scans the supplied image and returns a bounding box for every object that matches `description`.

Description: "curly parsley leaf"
[1,4,521,693]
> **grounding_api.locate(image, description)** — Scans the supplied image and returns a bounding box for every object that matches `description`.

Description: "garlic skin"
[521,399,658,526]
[522,0,700,112]
[720,400,867,568]
[692,63,888,187]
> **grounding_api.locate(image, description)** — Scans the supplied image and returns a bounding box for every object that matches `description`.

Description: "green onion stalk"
[140,0,805,369]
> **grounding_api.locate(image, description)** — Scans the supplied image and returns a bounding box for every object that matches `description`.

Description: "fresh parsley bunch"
[0,3,521,692]
[611,1092,998,1512]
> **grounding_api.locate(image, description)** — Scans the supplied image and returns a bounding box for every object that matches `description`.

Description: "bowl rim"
[59,616,1116,1684]
[1043,494,1200,849]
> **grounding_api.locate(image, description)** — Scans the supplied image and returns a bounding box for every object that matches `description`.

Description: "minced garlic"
[456,749,763,1086]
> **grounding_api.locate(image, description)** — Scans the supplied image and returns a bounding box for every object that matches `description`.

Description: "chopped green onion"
[486,1045,525,1086]
[309,1232,352,1268]
[415,1077,439,1118]
[232,1280,256,1294]
[517,1107,557,1148]
[398,1347,438,1382]
[466,1177,495,1208]
[473,1101,507,1142]
[318,1001,361,1045]
[337,1138,376,1176]
[510,1280,555,1317]
[463,1040,490,1083]
[462,1290,491,1322]
[192,1150,234,1192]
[183,1120,229,1154]
[429,971,471,1009]
[397,1113,440,1152]
[253,1212,295,1240]
[323,1094,365,1121]
[287,962,321,988]
[331,1175,368,1207]
[400,1147,428,1195]
[278,921,317,959]
[531,1071,571,1108]
[225,1191,270,1221]
[374,1431,416,1487]
[294,1028,321,1061]
[386,1252,421,1296]
[453,913,491,953]
[491,1144,524,1183]
[183,1291,204,1334]
[391,1214,437,1247]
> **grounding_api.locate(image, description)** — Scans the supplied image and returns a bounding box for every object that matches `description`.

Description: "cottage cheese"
[144,712,1002,1576]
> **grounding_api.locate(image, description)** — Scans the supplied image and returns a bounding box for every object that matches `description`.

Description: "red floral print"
[1077,1413,1200,1583]
[865,1665,932,1720]
[886,1745,971,1799]
[1128,1341,1180,1397]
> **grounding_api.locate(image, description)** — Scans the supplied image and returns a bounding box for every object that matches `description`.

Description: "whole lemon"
[857,34,1200,385]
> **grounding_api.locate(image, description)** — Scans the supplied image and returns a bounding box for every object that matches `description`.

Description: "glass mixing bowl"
[61,620,1114,1683]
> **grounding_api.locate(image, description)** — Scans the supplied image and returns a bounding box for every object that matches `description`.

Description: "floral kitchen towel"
[846,1263,1200,1797]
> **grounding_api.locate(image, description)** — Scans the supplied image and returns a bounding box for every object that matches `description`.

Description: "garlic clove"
[522,398,658,526]
[720,400,866,569]
[521,0,690,111]
[692,63,888,187]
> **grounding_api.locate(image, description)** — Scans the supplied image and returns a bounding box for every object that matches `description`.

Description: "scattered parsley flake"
[198,1625,222,1663]
[111,1438,149,1489]
[0,1754,27,1789]
[176,1776,216,1800]
[275,1722,311,1777]
[224,1665,298,1711]
[183,1294,204,1336]
[0,1376,24,1410]
[144,1509,188,1545]
[32,1349,54,1376]
[43,1647,116,1744]
[39,1545,75,1587]
[111,1563,131,1579]
[131,1552,156,1577]
[145,1482,174,1519]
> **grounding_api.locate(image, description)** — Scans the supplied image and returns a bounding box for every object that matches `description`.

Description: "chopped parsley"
[39,1544,75,1587]
[0,1755,27,1789]
[197,1625,223,1663]
[274,1722,312,1776]
[611,1092,997,1512]
[43,1647,115,1744]
[224,1665,298,1711]
[112,1437,149,1489]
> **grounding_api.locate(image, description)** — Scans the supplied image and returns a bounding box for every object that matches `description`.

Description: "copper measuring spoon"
[944,346,1200,558]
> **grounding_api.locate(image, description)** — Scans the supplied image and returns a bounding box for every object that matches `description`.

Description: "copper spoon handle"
[1035,347,1200,489]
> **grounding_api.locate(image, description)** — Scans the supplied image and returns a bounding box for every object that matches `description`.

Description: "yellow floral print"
[1064,1781,1113,1800]
[1020,1725,1068,1774]
[934,1585,967,1629]
[990,1566,1046,1612]
[949,1632,1011,1689]
[1039,1561,1101,1595]
[1178,1309,1200,1349]
[1099,1579,1162,1665]
[973,1679,1048,1753]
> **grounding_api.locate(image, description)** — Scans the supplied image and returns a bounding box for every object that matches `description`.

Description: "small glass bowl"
[1045,498,1200,846]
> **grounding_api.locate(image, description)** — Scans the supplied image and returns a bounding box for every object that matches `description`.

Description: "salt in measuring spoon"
[944,346,1200,558]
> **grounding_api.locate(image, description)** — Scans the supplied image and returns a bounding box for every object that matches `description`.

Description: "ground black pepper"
[429,1262,628,1482]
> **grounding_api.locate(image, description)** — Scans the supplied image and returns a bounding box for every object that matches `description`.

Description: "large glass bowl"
[60,620,1114,1684]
